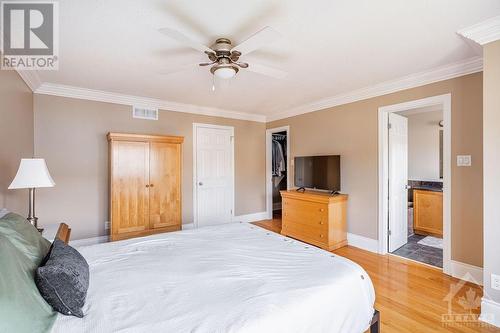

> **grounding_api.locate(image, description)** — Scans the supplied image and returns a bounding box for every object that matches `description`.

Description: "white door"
[194,125,234,227]
[388,113,409,252]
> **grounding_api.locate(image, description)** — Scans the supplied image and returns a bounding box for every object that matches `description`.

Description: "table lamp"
[8,158,55,229]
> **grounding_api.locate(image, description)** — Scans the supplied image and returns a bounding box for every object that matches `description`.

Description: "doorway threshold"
[390,234,443,268]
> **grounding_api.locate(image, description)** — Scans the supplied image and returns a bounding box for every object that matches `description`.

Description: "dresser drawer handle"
[320,234,324,238]
[319,221,324,225]
[319,208,324,212]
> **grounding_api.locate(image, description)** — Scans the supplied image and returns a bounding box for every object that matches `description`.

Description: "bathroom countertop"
[411,186,443,192]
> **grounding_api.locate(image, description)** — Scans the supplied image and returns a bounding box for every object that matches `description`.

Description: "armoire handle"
[146,184,150,188]
[150,184,154,187]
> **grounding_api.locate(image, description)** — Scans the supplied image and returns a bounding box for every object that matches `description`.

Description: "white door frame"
[266,126,291,219]
[192,123,235,228]
[378,94,451,275]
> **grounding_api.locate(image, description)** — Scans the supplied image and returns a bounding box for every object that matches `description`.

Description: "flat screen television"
[294,155,341,192]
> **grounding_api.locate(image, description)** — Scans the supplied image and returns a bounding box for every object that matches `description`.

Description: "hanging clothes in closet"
[272,134,286,187]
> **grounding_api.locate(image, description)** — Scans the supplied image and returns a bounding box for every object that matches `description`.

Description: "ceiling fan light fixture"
[211,64,239,79]
[214,67,236,79]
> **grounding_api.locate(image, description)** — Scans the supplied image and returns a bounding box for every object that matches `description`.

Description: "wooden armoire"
[108,133,184,241]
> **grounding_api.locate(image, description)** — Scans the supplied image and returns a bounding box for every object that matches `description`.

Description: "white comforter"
[52,223,375,333]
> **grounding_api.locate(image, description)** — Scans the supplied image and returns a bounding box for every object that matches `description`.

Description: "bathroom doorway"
[378,94,451,273]
[389,107,444,268]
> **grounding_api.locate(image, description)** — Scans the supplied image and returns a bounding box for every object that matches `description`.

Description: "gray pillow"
[35,239,89,317]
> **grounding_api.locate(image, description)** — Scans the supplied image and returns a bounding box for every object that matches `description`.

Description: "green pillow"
[0,234,56,333]
[0,213,51,265]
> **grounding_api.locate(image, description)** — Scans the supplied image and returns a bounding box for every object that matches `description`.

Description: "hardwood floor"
[252,219,500,333]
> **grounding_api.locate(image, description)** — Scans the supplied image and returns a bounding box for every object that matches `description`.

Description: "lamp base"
[27,216,37,227]
[27,188,43,231]
[27,217,43,233]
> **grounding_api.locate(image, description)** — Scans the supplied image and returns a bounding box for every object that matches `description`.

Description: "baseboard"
[232,211,268,223]
[480,298,500,328]
[70,235,110,247]
[347,233,378,253]
[450,260,483,285]
[182,223,195,230]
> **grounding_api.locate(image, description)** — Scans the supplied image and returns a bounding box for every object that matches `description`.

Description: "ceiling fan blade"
[245,63,287,79]
[199,61,216,67]
[231,26,281,55]
[159,27,214,54]
[233,62,249,68]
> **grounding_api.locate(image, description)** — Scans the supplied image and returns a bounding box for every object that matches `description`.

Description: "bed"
[52,222,377,333]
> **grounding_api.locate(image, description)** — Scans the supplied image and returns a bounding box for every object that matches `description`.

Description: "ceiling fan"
[158,26,287,80]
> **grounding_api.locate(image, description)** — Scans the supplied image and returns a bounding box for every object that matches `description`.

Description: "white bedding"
[52,223,375,333]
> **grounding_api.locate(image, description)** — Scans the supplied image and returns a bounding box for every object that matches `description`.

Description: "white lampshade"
[214,67,236,79]
[8,158,55,189]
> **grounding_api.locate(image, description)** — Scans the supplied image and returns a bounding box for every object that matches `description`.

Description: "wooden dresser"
[413,189,443,237]
[108,133,183,241]
[280,190,348,251]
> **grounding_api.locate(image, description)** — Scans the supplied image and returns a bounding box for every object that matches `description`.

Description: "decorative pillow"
[36,239,90,318]
[0,234,56,333]
[0,212,51,265]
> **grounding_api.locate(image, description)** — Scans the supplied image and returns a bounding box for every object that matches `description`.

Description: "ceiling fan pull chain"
[212,74,216,92]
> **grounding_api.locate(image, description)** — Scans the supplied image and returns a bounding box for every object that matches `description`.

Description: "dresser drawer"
[282,222,328,245]
[282,198,328,227]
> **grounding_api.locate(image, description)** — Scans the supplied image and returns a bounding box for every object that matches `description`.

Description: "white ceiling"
[36,0,500,120]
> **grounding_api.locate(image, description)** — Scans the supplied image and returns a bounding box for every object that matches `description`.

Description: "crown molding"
[457,15,500,45]
[35,83,266,123]
[16,70,42,91]
[266,56,483,122]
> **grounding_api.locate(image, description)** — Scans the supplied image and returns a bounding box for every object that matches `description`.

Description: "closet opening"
[266,126,290,220]
[272,131,287,219]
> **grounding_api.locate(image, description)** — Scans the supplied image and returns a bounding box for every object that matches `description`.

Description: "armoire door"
[149,142,181,229]
[111,141,150,236]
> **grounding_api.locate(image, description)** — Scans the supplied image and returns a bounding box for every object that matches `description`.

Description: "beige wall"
[0,71,33,215]
[33,95,266,240]
[406,110,443,181]
[483,40,500,304]
[268,73,483,267]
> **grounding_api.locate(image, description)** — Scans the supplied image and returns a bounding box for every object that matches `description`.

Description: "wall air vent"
[132,106,158,120]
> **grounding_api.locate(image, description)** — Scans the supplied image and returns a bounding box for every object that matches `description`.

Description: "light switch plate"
[457,155,472,167]
[492,274,500,291]
[104,221,110,230]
